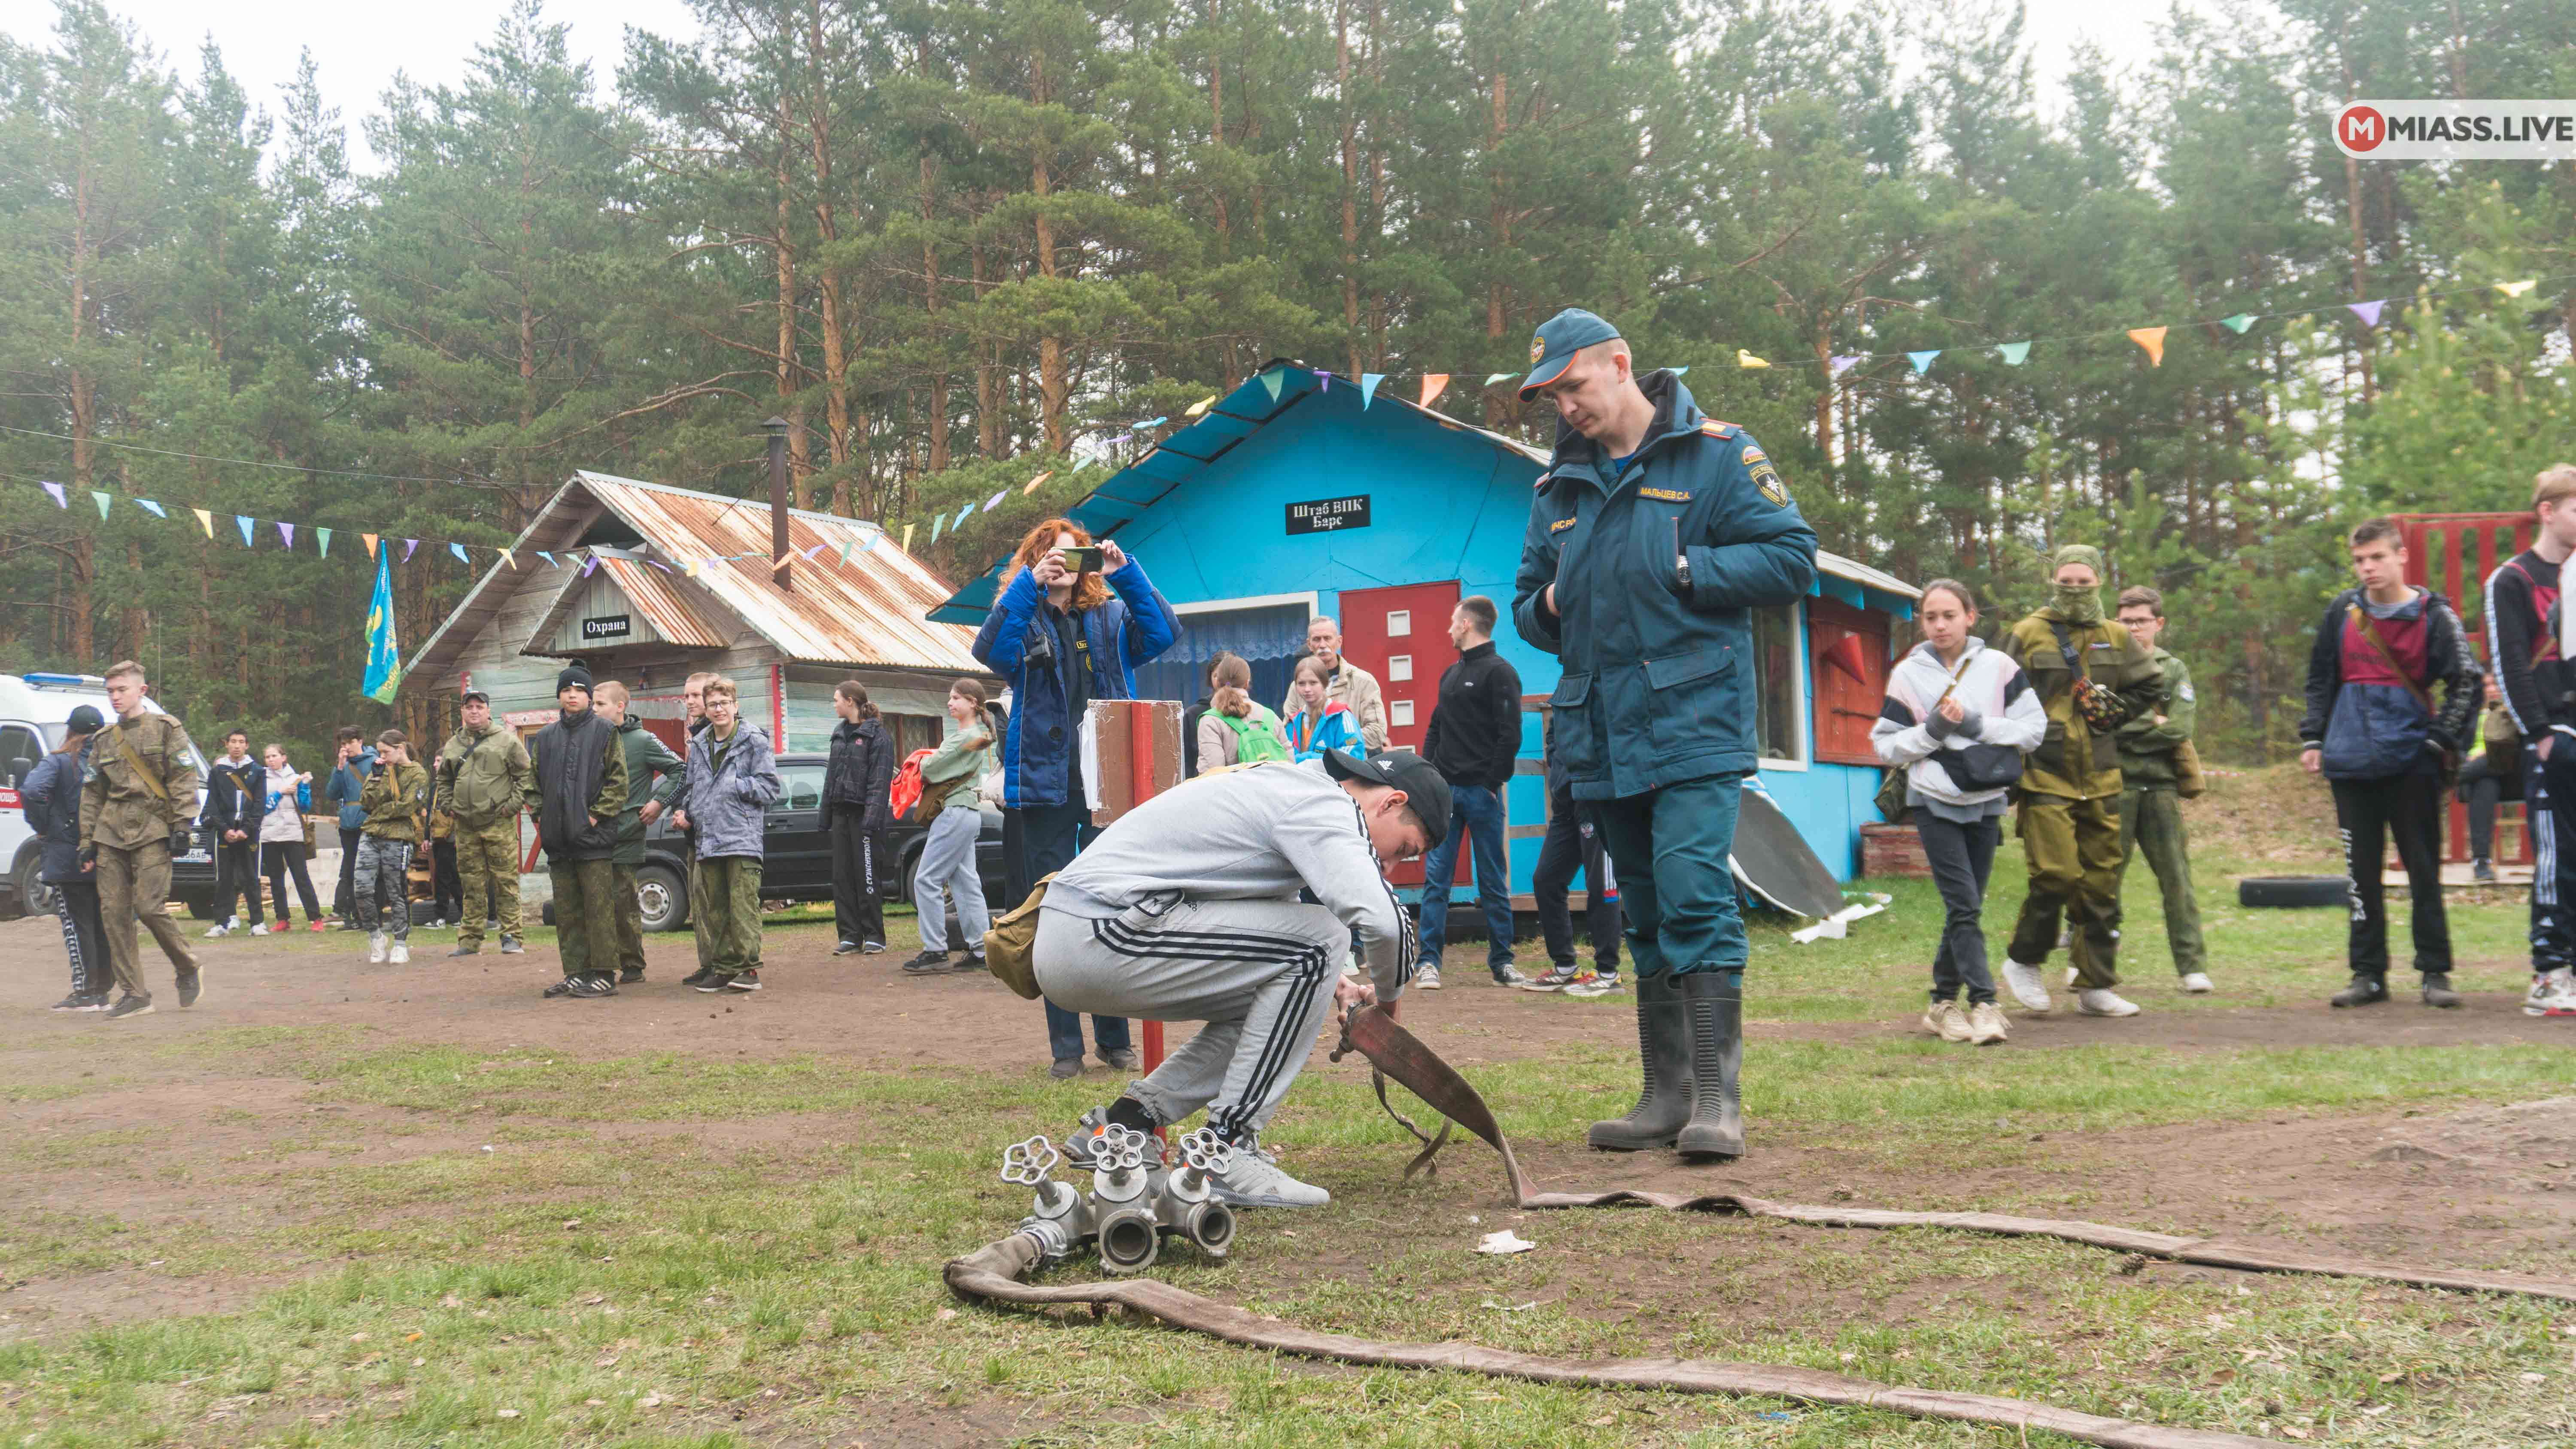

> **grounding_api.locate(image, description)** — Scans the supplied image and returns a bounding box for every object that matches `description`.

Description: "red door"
[1337,581,1466,887]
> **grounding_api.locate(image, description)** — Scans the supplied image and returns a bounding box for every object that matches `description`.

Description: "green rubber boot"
[1675,970,1745,1159]
[1586,972,1692,1150]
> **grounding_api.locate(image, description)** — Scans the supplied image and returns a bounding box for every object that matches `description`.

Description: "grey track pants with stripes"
[1034,896,1345,1144]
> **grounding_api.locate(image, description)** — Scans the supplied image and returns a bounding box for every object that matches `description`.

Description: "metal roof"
[519,556,734,655]
[926,364,1918,625]
[404,472,984,701]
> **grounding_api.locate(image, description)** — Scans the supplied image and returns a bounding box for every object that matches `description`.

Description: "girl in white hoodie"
[254,745,326,933]
[1872,580,2047,1045]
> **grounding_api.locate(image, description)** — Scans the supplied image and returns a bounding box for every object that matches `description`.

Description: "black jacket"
[527,707,624,861]
[1422,640,1524,790]
[1180,693,1214,779]
[203,755,262,835]
[824,716,896,830]
[24,747,89,883]
[2485,549,2572,739]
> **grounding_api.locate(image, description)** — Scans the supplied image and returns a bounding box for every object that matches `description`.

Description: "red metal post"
[2392,512,2536,865]
[1129,703,1169,1079]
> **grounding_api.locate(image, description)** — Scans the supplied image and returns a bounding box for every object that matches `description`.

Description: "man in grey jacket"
[669,675,782,992]
[1041,749,1439,1209]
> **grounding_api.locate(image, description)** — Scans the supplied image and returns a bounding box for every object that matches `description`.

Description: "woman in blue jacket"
[972,516,1182,1079]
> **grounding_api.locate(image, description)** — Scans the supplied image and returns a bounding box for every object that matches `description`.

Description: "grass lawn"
[3,767,2571,1446]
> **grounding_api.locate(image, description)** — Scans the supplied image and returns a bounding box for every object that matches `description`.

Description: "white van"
[0,672,213,919]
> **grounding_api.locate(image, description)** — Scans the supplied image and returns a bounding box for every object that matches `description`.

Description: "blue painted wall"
[1097,384,1894,890]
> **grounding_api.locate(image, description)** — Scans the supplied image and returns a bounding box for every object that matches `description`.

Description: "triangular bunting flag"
[930,515,945,542]
[277,522,295,549]
[403,539,419,561]
[498,548,516,569]
[1737,350,1769,369]
[135,498,166,518]
[1023,471,1052,495]
[1829,355,1860,378]
[836,538,855,567]
[39,481,66,508]
[954,503,975,529]
[901,524,915,553]
[580,554,599,577]
[1185,395,1216,418]
[1419,374,1449,408]
[2347,300,2384,327]
[1136,416,1166,430]
[1260,369,1284,402]
[682,558,698,577]
[802,542,827,559]
[2127,327,2167,365]
[192,508,214,538]
[1105,433,1133,446]
[1997,342,2031,365]
[2218,313,2256,334]
[362,533,379,558]
[1907,350,1940,376]
[2498,279,2538,298]
[859,533,879,553]
[537,550,555,566]
[1358,373,1382,409]
[235,515,256,546]
[449,543,469,564]
[91,491,111,518]
[317,528,331,558]
[983,489,1006,512]
[1483,372,1515,386]
[646,560,670,573]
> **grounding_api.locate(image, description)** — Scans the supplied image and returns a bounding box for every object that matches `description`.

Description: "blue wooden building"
[930,365,1919,902]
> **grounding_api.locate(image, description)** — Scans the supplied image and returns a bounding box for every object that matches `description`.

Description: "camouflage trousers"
[453,817,522,946]
[611,863,646,977]
[548,856,622,982]
[696,856,765,978]
[96,838,198,1000]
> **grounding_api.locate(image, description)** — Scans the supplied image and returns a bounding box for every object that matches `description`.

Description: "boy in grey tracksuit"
[1040,749,1444,1209]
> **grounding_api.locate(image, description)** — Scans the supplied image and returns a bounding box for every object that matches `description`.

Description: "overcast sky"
[1,0,2192,171]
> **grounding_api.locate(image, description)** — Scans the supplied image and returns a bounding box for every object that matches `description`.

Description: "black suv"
[628,751,1008,932]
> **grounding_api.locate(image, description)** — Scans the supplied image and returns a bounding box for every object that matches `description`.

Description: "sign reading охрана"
[2335,100,2576,160]
[1286,494,1371,535]
[580,614,633,642]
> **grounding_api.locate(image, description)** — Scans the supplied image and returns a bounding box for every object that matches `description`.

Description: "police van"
[0,672,213,919]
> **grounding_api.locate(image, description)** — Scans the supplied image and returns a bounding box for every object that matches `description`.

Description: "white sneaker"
[204,922,231,939]
[2179,972,2215,994]
[2002,962,2053,1012]
[1209,1149,1331,1209]
[2077,988,2141,1017]
[1966,1000,2010,1045]
[368,931,389,964]
[389,942,410,965]
[2526,967,2576,1017]
[1921,1000,1973,1042]
[249,923,272,937]
[2063,965,2079,988]
[1416,967,1443,991]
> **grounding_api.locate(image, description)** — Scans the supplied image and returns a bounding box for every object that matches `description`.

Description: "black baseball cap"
[64,704,105,735]
[1320,748,1452,850]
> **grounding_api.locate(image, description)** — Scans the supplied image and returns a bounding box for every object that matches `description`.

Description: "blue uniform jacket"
[24,748,90,884]
[1511,370,1819,800]
[326,748,375,831]
[970,557,1181,809]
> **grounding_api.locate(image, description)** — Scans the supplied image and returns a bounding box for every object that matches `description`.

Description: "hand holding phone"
[1060,544,1104,574]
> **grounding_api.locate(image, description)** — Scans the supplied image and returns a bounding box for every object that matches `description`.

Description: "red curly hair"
[1009,518,1113,613]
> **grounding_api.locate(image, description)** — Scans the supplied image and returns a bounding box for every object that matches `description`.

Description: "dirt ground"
[7,912,2574,1353]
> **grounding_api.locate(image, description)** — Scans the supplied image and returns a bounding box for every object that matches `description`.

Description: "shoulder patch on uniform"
[1740,445,1766,465]
[1638,487,1694,503]
[1699,420,1737,438]
[2178,681,2196,703]
[1749,459,1788,507]
[1549,516,1577,534]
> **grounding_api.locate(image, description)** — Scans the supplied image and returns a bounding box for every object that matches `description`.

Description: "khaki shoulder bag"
[982,873,1057,1000]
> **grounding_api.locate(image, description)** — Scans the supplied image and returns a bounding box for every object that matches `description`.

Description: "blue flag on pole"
[362,547,403,704]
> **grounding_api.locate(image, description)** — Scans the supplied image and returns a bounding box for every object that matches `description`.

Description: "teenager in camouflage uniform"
[434,689,533,956]
[2111,586,2214,995]
[595,680,684,985]
[77,662,203,1019]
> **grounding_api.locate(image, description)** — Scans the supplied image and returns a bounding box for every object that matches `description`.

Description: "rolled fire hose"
[945,1007,2576,1448]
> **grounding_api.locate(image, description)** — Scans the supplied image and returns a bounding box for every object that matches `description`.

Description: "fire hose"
[945,1006,2576,1448]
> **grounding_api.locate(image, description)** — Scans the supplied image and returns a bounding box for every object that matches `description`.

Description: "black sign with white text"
[1285,494,1371,535]
[581,614,633,642]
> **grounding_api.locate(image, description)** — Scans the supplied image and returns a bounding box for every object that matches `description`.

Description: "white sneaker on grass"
[1966,1001,2010,1045]
[2179,972,2215,994]
[204,922,231,939]
[389,942,410,965]
[1415,967,1443,991]
[1922,1000,1973,1042]
[367,931,389,964]
[249,922,272,937]
[1210,1150,1331,1209]
[2526,968,2576,1017]
[2076,988,2141,1017]
[2063,965,2079,989]
[2002,962,2052,1012]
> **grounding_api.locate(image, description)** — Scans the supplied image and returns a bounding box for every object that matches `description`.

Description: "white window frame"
[1170,590,1321,620]
[1755,600,1812,773]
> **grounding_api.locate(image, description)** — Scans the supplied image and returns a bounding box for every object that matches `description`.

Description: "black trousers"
[829,812,888,946]
[335,825,361,917]
[264,844,322,922]
[2457,751,2522,863]
[50,878,107,997]
[431,839,463,923]
[1917,813,2003,1004]
[1531,794,1620,970]
[1006,801,1130,1062]
[2331,772,2451,978]
[213,837,262,925]
[2526,746,2576,972]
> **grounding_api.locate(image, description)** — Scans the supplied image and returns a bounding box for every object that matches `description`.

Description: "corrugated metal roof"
[925,364,1918,625]
[403,473,984,702]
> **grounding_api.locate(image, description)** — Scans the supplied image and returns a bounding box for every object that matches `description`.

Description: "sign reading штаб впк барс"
[1285,494,1371,535]
[581,614,632,642]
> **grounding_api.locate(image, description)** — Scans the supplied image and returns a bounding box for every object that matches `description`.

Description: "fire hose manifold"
[949,1007,2576,1449]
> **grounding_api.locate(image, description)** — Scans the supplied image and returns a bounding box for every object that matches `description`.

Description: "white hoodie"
[1870,636,2047,811]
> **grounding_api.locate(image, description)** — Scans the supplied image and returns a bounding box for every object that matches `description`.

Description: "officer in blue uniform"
[1512,308,1818,1160]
